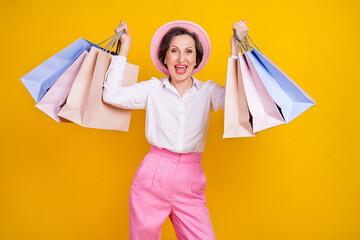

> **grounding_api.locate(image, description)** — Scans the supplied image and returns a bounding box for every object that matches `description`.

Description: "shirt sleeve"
[102,56,153,110]
[209,80,225,111]
[209,56,238,111]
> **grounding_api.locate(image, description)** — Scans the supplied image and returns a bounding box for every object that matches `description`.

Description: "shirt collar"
[161,76,201,91]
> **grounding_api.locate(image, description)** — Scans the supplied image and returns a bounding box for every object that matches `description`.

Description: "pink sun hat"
[150,20,211,76]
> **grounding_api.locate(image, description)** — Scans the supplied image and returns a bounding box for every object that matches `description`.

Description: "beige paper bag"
[223,57,254,138]
[58,46,139,131]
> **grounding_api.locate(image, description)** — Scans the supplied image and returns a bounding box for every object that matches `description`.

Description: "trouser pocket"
[131,152,157,187]
[191,163,207,197]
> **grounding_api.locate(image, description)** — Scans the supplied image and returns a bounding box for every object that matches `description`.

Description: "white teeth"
[175,66,187,73]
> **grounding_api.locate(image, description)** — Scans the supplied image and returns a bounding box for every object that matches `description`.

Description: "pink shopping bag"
[35,51,88,122]
[238,52,285,133]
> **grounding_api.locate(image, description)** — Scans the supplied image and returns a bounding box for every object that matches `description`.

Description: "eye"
[187,50,193,53]
[171,49,177,53]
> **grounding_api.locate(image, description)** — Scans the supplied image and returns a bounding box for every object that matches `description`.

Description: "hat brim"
[150,20,211,76]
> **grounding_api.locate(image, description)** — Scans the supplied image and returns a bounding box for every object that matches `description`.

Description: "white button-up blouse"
[103,56,235,153]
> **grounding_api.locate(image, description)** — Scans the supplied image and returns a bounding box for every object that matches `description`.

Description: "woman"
[103,20,249,240]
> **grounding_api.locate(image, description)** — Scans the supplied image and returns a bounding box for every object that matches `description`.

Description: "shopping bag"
[35,50,88,122]
[20,30,124,103]
[237,34,315,123]
[20,38,96,102]
[58,46,139,131]
[245,42,315,122]
[238,50,285,133]
[223,57,254,138]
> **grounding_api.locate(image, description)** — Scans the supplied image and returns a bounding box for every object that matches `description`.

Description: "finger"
[115,21,123,32]
[115,24,129,34]
[123,24,129,34]
[121,23,129,33]
[233,22,241,30]
[115,26,124,33]
[239,21,246,26]
[117,21,127,28]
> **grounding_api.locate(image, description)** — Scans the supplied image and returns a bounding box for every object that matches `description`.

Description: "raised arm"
[102,20,152,110]
[210,19,249,111]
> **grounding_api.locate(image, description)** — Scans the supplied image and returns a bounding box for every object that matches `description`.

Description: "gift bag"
[35,50,88,122]
[223,57,254,138]
[20,30,124,103]
[238,49,285,133]
[234,33,316,123]
[20,38,96,102]
[58,45,139,131]
[243,36,315,122]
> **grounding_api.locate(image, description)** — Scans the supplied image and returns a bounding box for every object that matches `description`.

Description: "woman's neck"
[169,76,193,97]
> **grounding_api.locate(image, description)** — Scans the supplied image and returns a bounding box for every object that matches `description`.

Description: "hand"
[230,20,249,56]
[114,20,132,56]
[233,19,249,41]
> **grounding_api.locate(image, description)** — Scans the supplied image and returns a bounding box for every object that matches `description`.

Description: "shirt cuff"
[230,55,238,59]
[103,55,127,89]
[111,55,127,68]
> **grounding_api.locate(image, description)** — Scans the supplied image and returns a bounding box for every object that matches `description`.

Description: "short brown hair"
[158,27,204,69]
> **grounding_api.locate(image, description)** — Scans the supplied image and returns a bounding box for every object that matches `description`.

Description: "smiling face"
[164,35,197,83]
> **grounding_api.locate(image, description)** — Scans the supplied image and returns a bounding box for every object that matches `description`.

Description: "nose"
[178,52,185,62]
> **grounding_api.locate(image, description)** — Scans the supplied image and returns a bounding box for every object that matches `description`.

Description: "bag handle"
[104,30,125,54]
[233,30,262,54]
[97,29,124,46]
[97,29,125,55]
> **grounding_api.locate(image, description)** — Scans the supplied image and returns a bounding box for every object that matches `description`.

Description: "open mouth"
[174,65,187,74]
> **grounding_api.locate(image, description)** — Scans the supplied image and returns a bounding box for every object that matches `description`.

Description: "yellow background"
[1,0,359,239]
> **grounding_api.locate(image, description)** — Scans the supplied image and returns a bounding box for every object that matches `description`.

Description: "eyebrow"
[170,45,194,49]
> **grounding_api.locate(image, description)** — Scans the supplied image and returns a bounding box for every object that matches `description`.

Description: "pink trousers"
[129,145,216,240]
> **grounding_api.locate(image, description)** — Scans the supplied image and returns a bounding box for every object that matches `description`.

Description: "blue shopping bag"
[236,34,316,123]
[20,38,95,102]
[20,31,123,103]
